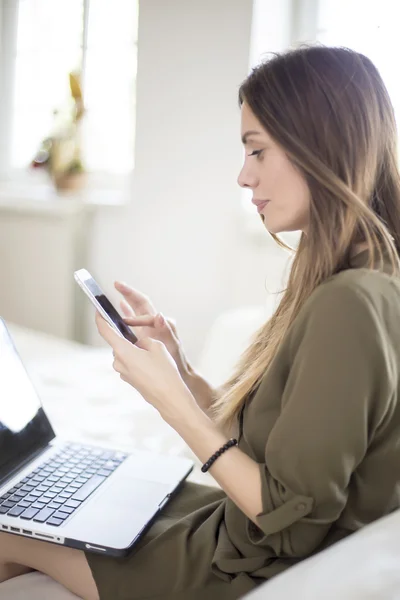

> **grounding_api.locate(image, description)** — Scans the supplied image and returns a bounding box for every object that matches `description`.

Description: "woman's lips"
[256,201,269,213]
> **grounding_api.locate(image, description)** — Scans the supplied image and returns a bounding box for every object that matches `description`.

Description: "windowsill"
[0,172,132,215]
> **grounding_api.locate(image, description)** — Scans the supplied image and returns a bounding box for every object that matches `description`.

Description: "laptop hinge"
[0,444,51,490]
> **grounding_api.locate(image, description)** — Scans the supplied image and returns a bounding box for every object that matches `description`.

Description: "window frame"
[0,0,135,194]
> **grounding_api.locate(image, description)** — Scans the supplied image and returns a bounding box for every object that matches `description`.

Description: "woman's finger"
[135,336,156,351]
[123,315,157,327]
[124,314,177,347]
[112,358,124,373]
[120,298,134,318]
[114,282,157,316]
[166,317,178,337]
[95,311,125,351]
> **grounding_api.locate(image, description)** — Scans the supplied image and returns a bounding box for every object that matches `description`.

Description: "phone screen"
[84,276,138,345]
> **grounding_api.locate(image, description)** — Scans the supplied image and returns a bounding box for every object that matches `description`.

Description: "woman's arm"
[170,400,264,522]
[97,309,262,521]
[181,367,216,414]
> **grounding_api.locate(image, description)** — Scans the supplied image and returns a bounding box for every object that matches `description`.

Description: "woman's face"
[238,102,311,234]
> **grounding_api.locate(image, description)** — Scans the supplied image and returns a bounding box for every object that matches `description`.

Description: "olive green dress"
[87,250,400,599]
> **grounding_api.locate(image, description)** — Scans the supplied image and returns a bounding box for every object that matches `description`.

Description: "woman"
[2,44,400,600]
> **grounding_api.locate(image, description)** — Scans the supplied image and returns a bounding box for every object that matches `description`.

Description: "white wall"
[86,0,293,363]
[0,0,18,178]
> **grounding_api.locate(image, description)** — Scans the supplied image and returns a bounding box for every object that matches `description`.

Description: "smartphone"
[74,268,138,344]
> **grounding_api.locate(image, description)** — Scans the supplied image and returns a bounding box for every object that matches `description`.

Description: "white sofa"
[3,305,400,599]
[246,507,400,599]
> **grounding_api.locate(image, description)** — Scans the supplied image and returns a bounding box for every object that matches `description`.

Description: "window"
[315,0,400,125]
[2,0,138,183]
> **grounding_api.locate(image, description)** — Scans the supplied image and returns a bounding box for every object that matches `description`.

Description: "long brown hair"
[213,45,400,427]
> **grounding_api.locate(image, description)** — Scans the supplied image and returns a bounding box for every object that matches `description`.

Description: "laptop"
[0,318,193,556]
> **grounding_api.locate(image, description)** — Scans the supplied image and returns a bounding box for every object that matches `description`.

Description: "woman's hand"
[114,281,191,378]
[114,281,216,414]
[95,312,197,425]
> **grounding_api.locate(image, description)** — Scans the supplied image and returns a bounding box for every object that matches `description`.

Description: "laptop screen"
[0,319,55,485]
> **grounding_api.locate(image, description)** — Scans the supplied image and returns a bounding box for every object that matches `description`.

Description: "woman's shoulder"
[323,264,398,299]
[303,266,400,325]
[282,268,400,365]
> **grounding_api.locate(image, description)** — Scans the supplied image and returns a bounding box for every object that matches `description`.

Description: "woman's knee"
[0,533,99,600]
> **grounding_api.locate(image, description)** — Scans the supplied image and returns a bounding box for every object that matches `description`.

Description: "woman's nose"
[237,163,258,189]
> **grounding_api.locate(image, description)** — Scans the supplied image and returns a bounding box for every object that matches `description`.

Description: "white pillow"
[0,571,81,599]
[246,508,400,599]
[197,303,276,387]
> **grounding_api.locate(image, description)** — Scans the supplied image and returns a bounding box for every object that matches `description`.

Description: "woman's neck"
[350,242,369,257]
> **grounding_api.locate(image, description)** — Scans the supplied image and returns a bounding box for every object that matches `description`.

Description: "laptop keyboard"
[0,444,127,527]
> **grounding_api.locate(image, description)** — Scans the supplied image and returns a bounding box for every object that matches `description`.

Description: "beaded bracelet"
[201,438,238,473]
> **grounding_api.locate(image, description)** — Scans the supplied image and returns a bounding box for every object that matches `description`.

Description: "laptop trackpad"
[64,469,173,550]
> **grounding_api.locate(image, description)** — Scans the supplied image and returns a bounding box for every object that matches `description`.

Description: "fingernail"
[118,281,129,290]
[158,313,166,326]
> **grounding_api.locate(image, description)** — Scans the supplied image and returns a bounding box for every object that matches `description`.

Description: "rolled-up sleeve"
[248,282,390,557]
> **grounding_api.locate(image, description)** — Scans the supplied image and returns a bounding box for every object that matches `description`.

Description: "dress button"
[296,502,307,511]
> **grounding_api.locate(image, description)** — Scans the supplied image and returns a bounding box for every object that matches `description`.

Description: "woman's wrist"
[168,400,227,461]
[180,366,216,413]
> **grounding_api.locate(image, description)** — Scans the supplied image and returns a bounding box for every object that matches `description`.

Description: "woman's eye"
[248,149,264,160]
